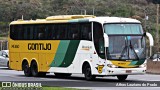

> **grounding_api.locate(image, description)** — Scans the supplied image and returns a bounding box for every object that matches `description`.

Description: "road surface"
[0,66,160,90]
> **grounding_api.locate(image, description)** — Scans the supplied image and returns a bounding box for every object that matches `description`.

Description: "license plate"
[126,70,132,73]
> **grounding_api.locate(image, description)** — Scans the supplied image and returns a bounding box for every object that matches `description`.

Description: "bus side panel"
[69,40,99,74]
[77,40,106,75]
[10,52,21,70]
[39,53,46,71]
[20,53,38,70]
[39,53,56,72]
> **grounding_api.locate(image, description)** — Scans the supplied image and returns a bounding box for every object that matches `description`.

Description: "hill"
[0,0,157,38]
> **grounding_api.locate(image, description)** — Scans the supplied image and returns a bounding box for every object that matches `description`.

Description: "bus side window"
[56,24,68,40]
[47,25,56,40]
[93,22,105,59]
[81,23,92,41]
[71,24,79,40]
[39,26,46,40]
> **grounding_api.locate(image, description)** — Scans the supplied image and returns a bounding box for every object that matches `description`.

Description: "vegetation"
[0,0,158,39]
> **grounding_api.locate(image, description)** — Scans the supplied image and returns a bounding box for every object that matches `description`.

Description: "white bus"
[9,15,154,81]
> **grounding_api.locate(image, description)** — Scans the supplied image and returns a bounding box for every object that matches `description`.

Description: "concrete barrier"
[147,60,160,74]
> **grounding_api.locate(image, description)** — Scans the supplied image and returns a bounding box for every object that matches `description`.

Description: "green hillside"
[0,0,158,38]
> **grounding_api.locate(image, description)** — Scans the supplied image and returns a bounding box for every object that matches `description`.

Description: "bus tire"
[117,75,128,81]
[84,64,96,81]
[31,61,39,77]
[23,61,32,77]
[54,73,72,77]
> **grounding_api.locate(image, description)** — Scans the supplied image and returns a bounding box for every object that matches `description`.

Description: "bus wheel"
[117,75,128,81]
[54,73,72,77]
[23,62,32,77]
[84,64,96,81]
[31,61,39,77]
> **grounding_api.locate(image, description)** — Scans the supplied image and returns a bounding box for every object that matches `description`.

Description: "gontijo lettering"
[28,43,51,50]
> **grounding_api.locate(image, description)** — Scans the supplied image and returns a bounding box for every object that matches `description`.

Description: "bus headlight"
[107,64,118,68]
[139,63,146,68]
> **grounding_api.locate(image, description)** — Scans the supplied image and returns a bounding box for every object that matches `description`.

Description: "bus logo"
[96,64,104,73]
[81,46,92,51]
[28,43,51,50]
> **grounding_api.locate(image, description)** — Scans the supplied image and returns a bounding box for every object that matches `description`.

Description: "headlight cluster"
[107,64,118,68]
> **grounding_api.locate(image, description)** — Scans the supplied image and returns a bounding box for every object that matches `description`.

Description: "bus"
[9,15,154,81]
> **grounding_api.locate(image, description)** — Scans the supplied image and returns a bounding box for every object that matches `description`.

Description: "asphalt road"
[0,66,160,90]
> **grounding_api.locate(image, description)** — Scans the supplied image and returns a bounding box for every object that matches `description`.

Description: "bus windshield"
[104,24,145,60]
[104,23,143,35]
[106,36,146,60]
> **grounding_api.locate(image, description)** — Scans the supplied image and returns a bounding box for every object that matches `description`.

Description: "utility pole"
[81,9,86,15]
[144,9,148,30]
[156,4,159,51]
[92,7,95,15]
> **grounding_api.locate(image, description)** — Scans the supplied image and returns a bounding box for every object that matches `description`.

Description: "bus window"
[68,24,80,40]
[81,23,92,41]
[56,24,68,40]
[47,25,56,40]
[10,25,18,40]
[93,22,105,59]
[37,26,45,40]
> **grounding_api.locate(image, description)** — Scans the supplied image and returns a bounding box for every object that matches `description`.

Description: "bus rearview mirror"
[104,33,109,47]
[146,32,154,47]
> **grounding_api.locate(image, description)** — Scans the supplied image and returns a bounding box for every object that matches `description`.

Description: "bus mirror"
[104,33,109,47]
[146,32,154,46]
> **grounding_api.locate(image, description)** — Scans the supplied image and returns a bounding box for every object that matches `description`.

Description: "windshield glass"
[104,23,145,60]
[104,24,143,35]
[106,35,145,60]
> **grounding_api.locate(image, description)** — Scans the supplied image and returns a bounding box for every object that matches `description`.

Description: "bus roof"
[89,17,141,24]
[10,15,140,25]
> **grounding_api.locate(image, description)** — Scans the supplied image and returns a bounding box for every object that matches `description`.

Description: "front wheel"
[84,64,96,81]
[117,75,128,81]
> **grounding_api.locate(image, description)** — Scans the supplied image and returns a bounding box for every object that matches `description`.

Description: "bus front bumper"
[106,67,146,75]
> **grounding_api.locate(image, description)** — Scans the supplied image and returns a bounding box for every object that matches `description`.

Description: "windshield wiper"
[129,41,139,60]
[119,40,140,60]
[119,39,128,59]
